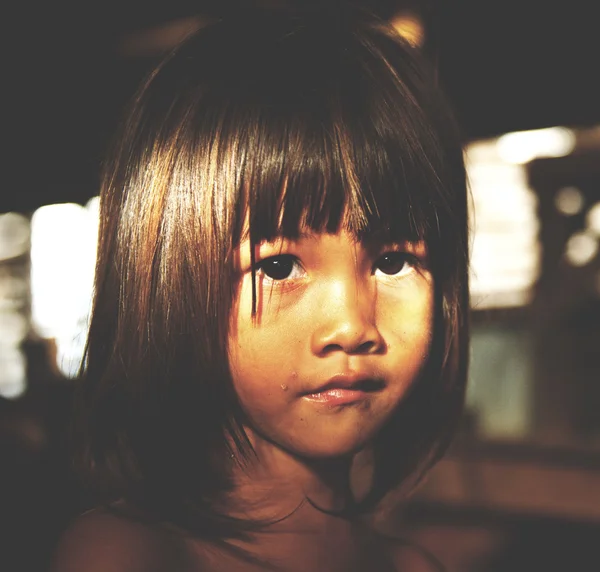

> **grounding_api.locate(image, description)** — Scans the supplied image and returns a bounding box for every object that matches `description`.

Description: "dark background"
[4,0,600,213]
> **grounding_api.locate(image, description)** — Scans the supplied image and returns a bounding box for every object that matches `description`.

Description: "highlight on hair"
[74,5,469,538]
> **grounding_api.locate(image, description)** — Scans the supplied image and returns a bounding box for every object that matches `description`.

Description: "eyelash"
[254,251,420,282]
[373,251,420,278]
[254,255,304,282]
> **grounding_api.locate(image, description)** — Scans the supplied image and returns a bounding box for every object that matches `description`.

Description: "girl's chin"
[240,423,379,462]
[300,442,369,460]
[279,435,375,461]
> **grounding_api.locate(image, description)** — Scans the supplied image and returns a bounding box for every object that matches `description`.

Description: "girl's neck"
[225,435,374,521]
[198,439,381,571]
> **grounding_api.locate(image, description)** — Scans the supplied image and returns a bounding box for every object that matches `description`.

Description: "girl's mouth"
[300,375,385,406]
[302,388,369,406]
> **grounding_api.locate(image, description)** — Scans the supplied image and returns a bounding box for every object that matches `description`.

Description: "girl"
[53,4,469,571]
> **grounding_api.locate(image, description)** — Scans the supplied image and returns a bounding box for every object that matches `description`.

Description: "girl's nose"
[310,281,384,356]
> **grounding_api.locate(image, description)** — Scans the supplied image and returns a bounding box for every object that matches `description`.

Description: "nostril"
[319,338,384,356]
[321,340,379,355]
[321,342,344,355]
[357,340,377,354]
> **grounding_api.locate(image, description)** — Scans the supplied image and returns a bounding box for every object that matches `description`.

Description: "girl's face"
[228,228,433,459]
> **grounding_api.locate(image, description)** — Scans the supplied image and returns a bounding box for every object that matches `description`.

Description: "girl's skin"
[230,230,432,462]
[196,226,434,570]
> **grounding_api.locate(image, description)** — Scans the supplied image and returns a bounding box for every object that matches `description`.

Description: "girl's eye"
[373,252,416,277]
[256,255,304,281]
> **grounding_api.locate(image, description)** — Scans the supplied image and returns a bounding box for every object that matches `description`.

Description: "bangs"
[232,82,451,249]
[237,100,445,248]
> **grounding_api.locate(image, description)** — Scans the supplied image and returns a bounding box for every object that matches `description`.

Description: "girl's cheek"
[376,274,433,307]
[376,280,434,334]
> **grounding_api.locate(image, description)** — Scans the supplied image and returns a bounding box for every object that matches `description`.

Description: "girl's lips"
[302,388,368,406]
[301,374,385,398]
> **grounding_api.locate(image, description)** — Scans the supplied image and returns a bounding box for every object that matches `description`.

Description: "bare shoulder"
[50,507,197,572]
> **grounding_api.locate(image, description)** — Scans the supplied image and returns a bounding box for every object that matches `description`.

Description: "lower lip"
[302,389,367,406]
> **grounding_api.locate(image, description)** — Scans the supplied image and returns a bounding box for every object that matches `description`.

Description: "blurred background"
[2,1,600,570]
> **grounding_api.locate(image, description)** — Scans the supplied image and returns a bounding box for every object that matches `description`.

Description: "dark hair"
[75,5,469,538]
